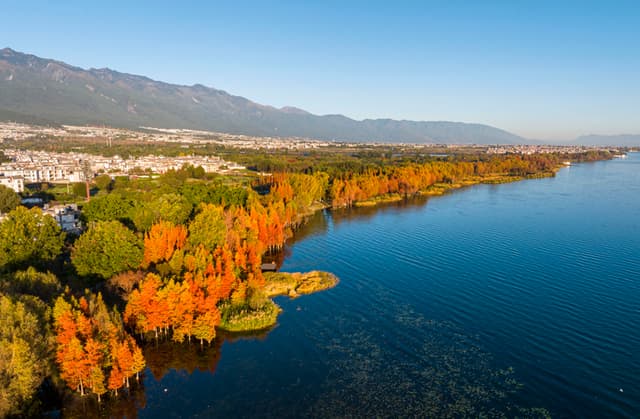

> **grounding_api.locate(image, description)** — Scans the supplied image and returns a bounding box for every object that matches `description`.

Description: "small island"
[218,271,339,333]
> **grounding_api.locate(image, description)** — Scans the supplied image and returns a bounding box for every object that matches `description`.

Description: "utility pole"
[82,160,93,201]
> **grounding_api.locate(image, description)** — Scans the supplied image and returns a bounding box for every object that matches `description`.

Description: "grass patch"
[354,194,403,207]
[218,299,281,332]
[525,171,556,179]
[481,175,523,184]
[264,271,339,298]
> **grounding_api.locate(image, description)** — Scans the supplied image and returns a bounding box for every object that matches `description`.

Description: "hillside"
[0,47,526,144]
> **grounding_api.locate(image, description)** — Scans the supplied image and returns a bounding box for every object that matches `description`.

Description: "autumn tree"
[53,292,144,401]
[108,366,124,397]
[107,270,145,301]
[143,221,188,267]
[192,309,220,347]
[132,344,146,381]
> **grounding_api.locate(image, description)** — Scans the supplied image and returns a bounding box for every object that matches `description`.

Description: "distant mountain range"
[0,48,637,146]
[571,134,640,147]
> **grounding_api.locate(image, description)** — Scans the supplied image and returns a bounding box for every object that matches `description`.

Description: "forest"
[0,147,614,416]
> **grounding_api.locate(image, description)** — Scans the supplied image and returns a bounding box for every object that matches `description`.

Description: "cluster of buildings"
[486,144,616,155]
[0,122,334,150]
[0,148,245,193]
[0,149,91,192]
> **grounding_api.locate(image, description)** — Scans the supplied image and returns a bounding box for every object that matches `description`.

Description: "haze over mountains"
[0,48,637,146]
[572,134,640,147]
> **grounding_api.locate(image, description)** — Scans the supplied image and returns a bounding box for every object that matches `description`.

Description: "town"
[0,148,245,193]
[0,122,335,150]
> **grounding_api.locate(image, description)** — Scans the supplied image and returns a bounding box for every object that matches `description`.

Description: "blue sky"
[2,1,639,140]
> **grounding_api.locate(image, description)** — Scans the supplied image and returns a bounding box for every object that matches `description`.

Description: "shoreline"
[214,161,591,333]
[352,169,559,208]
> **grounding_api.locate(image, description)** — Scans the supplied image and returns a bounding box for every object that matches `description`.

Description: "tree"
[107,271,144,301]
[0,185,20,214]
[143,221,187,267]
[153,193,192,226]
[89,367,107,402]
[82,193,135,224]
[0,206,65,270]
[192,309,219,346]
[72,182,87,198]
[115,341,134,388]
[131,345,145,381]
[93,174,112,191]
[108,366,124,396]
[188,204,227,251]
[53,292,142,401]
[72,221,143,279]
[0,294,51,417]
[4,267,61,303]
[131,194,192,232]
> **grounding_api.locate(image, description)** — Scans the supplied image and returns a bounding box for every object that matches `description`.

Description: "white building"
[44,204,82,234]
[0,176,24,192]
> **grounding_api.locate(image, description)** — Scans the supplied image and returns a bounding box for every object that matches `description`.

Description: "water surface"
[137,154,640,418]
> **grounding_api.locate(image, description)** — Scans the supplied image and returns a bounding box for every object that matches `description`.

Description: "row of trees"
[53,293,145,402]
[326,155,560,208]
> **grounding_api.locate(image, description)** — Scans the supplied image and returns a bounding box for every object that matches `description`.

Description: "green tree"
[131,193,192,231]
[72,182,87,198]
[0,294,52,417]
[72,221,143,279]
[159,168,189,189]
[82,193,135,224]
[1,267,61,303]
[0,207,65,270]
[208,185,248,207]
[94,174,112,191]
[179,182,210,206]
[188,204,227,251]
[0,185,20,214]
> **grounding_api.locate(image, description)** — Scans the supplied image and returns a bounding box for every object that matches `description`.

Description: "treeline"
[0,150,612,415]
[326,155,561,207]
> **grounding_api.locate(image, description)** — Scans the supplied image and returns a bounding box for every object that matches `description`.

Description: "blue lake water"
[138,153,640,418]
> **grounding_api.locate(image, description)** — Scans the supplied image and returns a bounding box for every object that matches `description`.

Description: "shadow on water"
[143,338,224,382]
[61,381,146,419]
[59,329,276,418]
[142,327,275,381]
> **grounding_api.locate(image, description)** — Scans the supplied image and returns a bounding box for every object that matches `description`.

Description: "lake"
[135,153,640,418]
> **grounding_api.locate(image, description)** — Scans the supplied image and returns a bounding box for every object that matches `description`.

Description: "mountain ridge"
[0,47,614,145]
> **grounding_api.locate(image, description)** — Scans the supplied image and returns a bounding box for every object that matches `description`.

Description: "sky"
[1,0,639,140]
